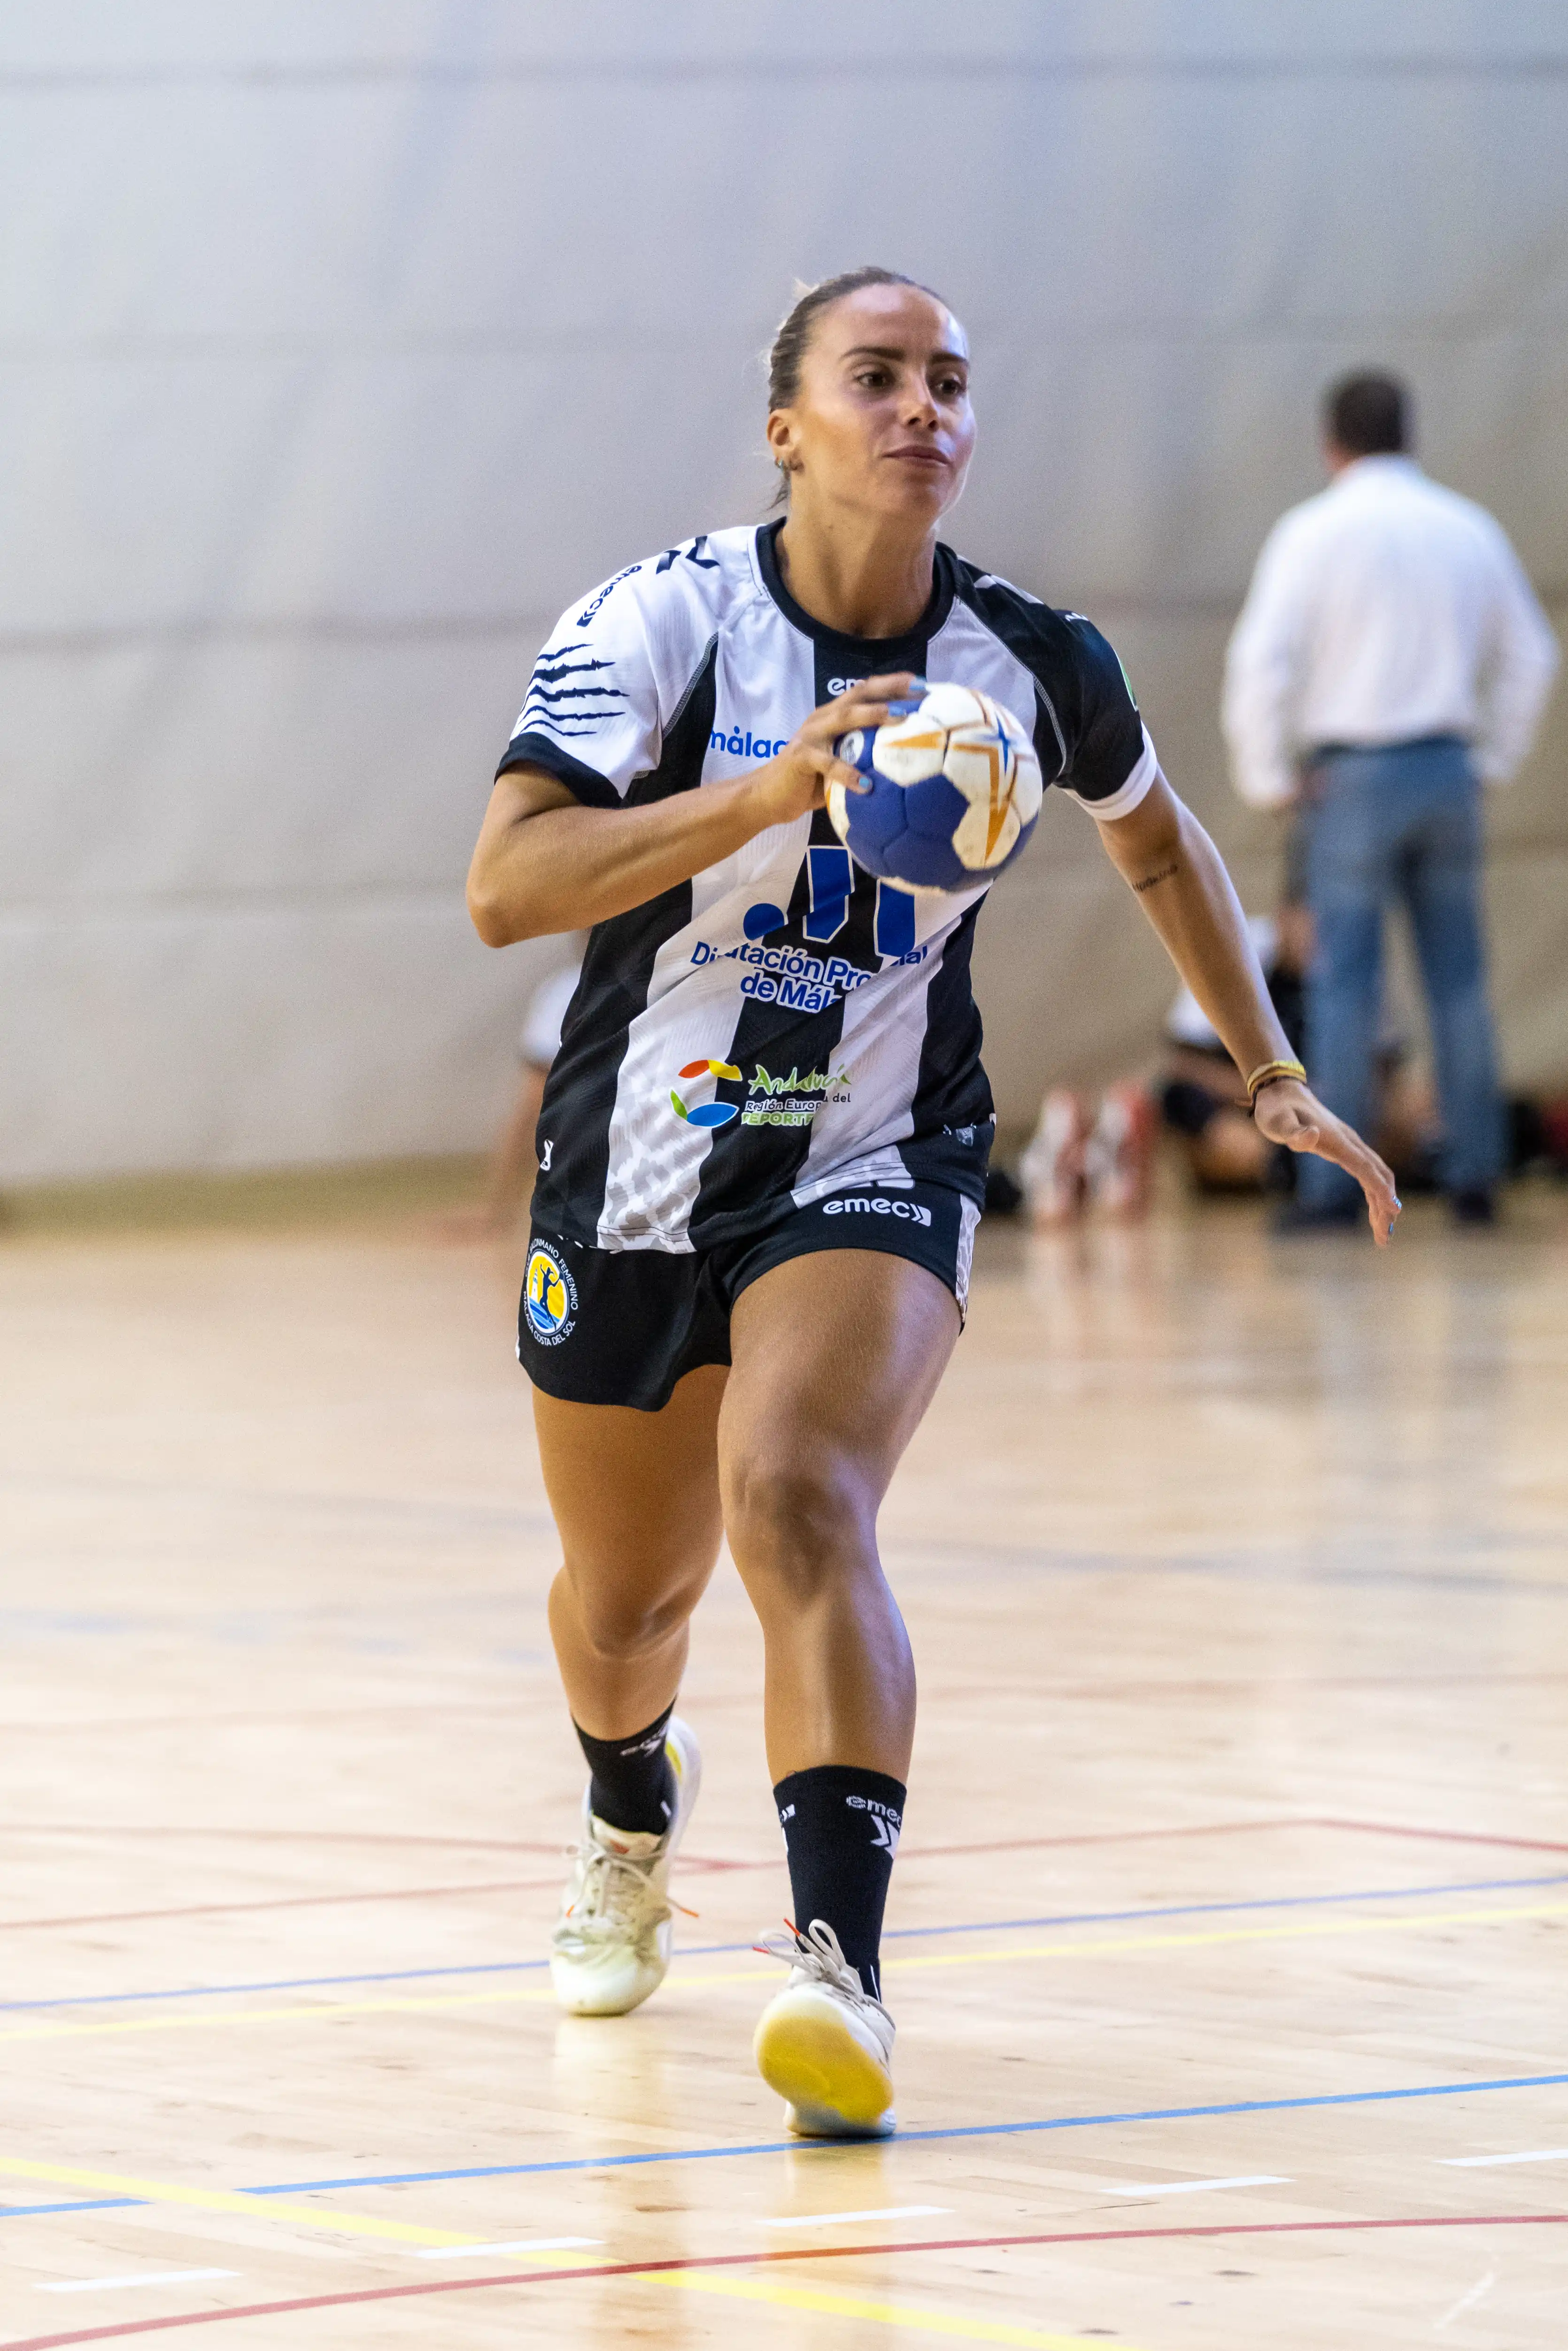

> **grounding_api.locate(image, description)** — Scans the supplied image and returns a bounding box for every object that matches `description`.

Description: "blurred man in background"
[1223,370,1558,1230]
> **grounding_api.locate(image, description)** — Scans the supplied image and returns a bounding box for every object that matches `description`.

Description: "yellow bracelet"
[1246,1058,1307,1104]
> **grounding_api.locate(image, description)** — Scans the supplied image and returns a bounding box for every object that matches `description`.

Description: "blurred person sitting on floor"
[1021,892,1439,1226]
[1021,906,1303,1224]
[1157,906,1440,1202]
[1223,368,1558,1232]
[1157,906,1310,1197]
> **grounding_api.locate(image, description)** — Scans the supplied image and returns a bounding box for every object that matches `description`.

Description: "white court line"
[1105,2174,1290,2197]
[38,2269,238,2294]
[1440,2148,1568,2168]
[409,2235,603,2259]
[1436,2268,1496,2331]
[762,2204,951,2229]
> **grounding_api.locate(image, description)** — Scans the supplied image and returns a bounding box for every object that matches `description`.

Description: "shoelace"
[753,1918,890,2025]
[563,1840,669,1942]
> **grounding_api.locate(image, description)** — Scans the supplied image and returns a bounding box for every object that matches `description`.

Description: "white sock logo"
[869,1814,901,1858]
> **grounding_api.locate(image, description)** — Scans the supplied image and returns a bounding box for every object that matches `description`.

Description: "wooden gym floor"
[2,1195,1567,2348]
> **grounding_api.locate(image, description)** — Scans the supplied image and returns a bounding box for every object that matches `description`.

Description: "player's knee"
[558,1561,704,1662]
[726,1452,870,1601]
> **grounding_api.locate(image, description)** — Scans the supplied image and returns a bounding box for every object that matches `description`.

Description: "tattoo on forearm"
[1132,862,1178,894]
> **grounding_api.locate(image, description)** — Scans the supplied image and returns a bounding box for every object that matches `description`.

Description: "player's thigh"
[719,1247,960,1557]
[534,1365,727,1616]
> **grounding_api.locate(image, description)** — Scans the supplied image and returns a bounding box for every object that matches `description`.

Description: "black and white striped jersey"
[497,520,1156,1256]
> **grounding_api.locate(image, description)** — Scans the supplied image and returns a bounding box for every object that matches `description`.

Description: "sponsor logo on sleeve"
[575,565,643,628]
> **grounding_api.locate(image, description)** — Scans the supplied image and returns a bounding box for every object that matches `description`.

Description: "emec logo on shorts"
[670,1058,742,1130]
[524,1241,578,1346]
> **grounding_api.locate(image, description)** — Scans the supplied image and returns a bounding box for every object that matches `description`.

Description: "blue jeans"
[1298,737,1503,1210]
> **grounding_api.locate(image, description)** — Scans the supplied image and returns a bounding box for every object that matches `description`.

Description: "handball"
[827,682,1043,894]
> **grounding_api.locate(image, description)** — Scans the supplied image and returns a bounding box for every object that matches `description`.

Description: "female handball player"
[467,267,1399,2138]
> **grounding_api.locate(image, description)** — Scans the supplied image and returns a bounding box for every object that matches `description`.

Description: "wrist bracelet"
[1246,1057,1307,1104]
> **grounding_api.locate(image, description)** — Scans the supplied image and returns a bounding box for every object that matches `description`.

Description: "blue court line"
[0,2199,143,2218]
[247,2071,1568,2191]
[5,1869,1563,2016]
[8,2070,1566,2224]
[882,1871,1568,1941]
[0,1957,555,2013]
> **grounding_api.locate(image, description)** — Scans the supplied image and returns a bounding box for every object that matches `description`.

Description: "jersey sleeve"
[1054,615,1159,820]
[495,565,663,808]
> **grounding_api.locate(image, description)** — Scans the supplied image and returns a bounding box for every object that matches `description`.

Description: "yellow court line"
[0,2151,1129,2343]
[648,2268,1152,2348]
[6,1898,1565,2049]
[0,2156,592,2261]
[882,1897,1568,1977]
[0,2152,1151,2345]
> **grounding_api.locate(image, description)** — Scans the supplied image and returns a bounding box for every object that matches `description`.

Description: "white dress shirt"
[1223,455,1558,809]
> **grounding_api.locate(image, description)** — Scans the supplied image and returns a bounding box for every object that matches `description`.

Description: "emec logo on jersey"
[523,1241,578,1346]
[670,1058,742,1130]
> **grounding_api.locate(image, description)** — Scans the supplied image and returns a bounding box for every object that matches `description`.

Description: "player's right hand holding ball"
[755,673,925,825]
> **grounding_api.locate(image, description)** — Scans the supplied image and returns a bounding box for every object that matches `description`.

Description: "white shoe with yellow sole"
[752,1918,896,2138]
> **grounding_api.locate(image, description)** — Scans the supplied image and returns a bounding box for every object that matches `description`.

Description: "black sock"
[573,1703,675,1836]
[773,1764,906,2001]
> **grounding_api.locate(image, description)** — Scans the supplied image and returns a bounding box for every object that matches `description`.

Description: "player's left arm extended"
[1096,770,1399,1245]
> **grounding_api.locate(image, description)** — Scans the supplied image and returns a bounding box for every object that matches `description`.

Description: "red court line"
[680,1818,1308,1876]
[0,1706,541,1736]
[681,1820,1313,1874]
[912,1817,1308,1861]
[0,1826,564,1854]
[14,1815,1547,1936]
[0,1879,564,1933]
[0,1819,1315,1928]
[10,2212,1566,2348]
[1308,1814,1568,1858]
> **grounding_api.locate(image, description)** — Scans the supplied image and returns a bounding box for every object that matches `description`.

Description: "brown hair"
[766,265,949,503]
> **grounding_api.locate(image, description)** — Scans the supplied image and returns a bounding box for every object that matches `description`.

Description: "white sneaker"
[752,1918,896,2137]
[1083,1081,1156,1219]
[549,1716,701,2017]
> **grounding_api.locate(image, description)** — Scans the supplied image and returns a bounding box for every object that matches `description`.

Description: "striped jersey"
[497,520,1157,1255]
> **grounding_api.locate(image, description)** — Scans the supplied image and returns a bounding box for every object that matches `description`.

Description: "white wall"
[6,0,1566,1178]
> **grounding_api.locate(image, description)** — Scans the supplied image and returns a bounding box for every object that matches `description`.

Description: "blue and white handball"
[827,682,1043,894]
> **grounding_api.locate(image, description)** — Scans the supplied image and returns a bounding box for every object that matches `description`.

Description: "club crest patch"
[524,1240,577,1346]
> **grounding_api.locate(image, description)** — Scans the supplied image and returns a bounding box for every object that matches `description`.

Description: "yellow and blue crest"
[524,1241,577,1346]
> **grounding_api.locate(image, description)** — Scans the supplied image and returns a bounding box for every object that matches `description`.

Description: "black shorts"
[519,1183,979,1412]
